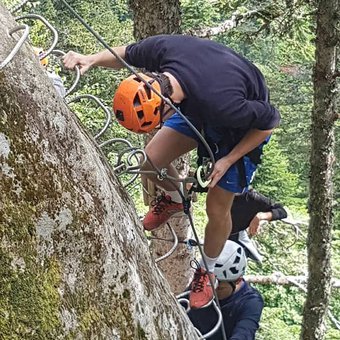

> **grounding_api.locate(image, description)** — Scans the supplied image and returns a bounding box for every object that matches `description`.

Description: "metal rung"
[51,49,81,97]
[15,14,58,59]
[99,139,146,188]
[0,25,30,70]
[67,94,112,139]
[155,223,179,263]
[176,291,223,339]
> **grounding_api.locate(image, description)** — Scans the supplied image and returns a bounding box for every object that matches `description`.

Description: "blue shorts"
[164,113,269,193]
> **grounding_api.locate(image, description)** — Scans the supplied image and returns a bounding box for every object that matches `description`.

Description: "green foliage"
[253,135,304,207]
[257,309,301,340]
[181,0,220,31]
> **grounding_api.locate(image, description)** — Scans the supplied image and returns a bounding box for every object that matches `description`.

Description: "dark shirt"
[230,190,288,234]
[187,281,264,340]
[125,35,280,141]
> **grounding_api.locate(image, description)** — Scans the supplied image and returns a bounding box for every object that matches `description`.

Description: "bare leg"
[204,186,235,258]
[189,185,234,308]
[143,127,197,191]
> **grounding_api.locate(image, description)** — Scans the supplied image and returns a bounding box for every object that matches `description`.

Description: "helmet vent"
[144,85,152,100]
[137,110,144,119]
[230,267,239,274]
[234,255,241,264]
[133,94,141,107]
[115,110,124,121]
[153,107,159,115]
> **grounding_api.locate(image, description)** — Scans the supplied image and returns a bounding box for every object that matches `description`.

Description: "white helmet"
[214,240,247,282]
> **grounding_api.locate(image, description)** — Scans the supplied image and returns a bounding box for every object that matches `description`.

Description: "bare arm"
[247,192,287,236]
[248,211,273,236]
[63,46,127,75]
[223,128,272,166]
[208,128,273,188]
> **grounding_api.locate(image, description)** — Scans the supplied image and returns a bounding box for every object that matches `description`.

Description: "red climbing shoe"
[143,193,183,231]
[189,266,217,309]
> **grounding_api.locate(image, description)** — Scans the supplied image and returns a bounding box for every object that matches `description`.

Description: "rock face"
[0,5,198,339]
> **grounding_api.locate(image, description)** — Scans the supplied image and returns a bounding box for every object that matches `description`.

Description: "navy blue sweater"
[125,35,280,141]
[188,281,264,339]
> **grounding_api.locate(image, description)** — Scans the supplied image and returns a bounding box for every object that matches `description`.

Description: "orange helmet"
[113,73,163,134]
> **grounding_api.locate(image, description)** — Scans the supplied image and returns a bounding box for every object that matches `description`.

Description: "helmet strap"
[145,72,176,128]
[228,281,237,292]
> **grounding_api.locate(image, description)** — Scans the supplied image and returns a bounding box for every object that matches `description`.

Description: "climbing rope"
[99,138,147,188]
[147,235,203,249]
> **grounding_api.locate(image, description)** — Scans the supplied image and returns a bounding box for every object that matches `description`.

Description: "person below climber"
[33,47,66,97]
[63,34,280,309]
[185,240,264,339]
[229,189,288,262]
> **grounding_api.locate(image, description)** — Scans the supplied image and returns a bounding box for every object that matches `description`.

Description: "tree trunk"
[301,0,338,339]
[128,0,181,39]
[149,154,195,294]
[0,5,199,339]
[129,0,195,294]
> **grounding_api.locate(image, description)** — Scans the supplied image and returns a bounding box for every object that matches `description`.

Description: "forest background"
[3,0,339,339]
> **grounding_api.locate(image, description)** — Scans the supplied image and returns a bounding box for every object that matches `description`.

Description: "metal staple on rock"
[0,24,30,70]
[15,14,59,58]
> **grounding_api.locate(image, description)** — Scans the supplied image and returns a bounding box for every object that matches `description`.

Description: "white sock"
[165,183,183,203]
[199,252,219,273]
